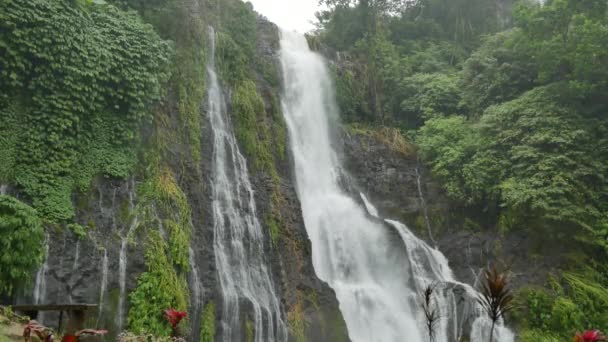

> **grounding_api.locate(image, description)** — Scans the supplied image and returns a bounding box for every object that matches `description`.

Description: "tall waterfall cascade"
[279,29,514,342]
[206,27,287,342]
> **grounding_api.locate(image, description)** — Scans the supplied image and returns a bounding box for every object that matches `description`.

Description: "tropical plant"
[478,266,514,342]
[421,283,440,342]
[575,330,608,342]
[0,195,45,295]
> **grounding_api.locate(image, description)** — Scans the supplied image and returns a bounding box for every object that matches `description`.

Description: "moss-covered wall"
[1,0,348,341]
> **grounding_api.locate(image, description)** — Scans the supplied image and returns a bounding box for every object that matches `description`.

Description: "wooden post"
[58,310,64,333]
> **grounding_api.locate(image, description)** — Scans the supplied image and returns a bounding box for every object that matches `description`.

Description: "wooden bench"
[11,304,98,334]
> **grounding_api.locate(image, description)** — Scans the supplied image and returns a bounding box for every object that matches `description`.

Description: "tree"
[421,284,440,342]
[0,195,45,295]
[480,85,605,233]
[461,29,539,115]
[478,266,514,342]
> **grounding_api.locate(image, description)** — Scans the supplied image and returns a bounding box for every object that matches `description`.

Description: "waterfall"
[72,241,80,271]
[0,184,7,195]
[206,27,287,342]
[188,246,203,341]
[33,233,50,323]
[415,166,436,245]
[98,249,109,326]
[279,29,513,342]
[117,179,138,332]
[359,193,379,218]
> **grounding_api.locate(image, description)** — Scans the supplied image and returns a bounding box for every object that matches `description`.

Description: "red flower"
[164,308,187,329]
[575,330,607,342]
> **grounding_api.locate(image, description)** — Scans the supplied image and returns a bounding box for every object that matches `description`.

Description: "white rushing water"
[207,27,287,342]
[33,233,50,323]
[188,246,204,341]
[117,180,138,331]
[189,247,203,313]
[415,166,436,245]
[72,241,80,271]
[360,193,379,218]
[98,248,109,326]
[279,29,513,342]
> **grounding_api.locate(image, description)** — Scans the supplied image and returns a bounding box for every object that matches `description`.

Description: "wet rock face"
[340,129,447,234]
[18,178,147,336]
[13,14,347,342]
[247,16,349,342]
[340,127,560,291]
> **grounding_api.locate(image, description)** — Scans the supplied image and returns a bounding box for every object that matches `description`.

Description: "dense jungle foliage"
[0,0,284,338]
[316,0,608,339]
[1,0,607,339]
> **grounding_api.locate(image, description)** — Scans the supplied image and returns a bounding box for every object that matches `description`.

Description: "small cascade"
[117,179,138,331]
[0,184,7,195]
[72,241,80,271]
[359,193,379,218]
[189,247,203,311]
[33,233,50,323]
[387,219,471,341]
[415,165,436,246]
[98,249,109,326]
[471,316,515,342]
[207,26,287,342]
[188,247,203,341]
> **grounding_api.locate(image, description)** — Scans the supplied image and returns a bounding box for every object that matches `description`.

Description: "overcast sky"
[248,0,320,32]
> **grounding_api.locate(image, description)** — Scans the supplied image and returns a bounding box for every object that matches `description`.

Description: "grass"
[345,123,416,156]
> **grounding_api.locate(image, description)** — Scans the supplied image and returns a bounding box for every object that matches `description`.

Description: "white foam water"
[279,29,513,342]
[97,248,109,326]
[117,179,138,332]
[207,26,287,342]
[33,233,50,323]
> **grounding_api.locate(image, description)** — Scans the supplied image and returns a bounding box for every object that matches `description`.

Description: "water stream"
[188,246,203,341]
[279,29,513,342]
[72,241,80,271]
[117,179,138,331]
[415,165,437,246]
[207,27,287,342]
[98,248,109,326]
[33,233,50,323]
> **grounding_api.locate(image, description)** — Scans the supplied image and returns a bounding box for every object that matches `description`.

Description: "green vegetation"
[0,196,45,295]
[514,267,608,340]
[0,0,290,339]
[200,302,216,342]
[127,231,189,337]
[139,167,193,269]
[0,0,171,222]
[127,164,193,336]
[232,80,277,175]
[317,0,608,337]
[245,318,254,342]
[287,296,306,342]
[214,0,289,247]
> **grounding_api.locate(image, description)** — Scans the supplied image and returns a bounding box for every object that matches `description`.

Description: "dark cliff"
[340,125,566,293]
